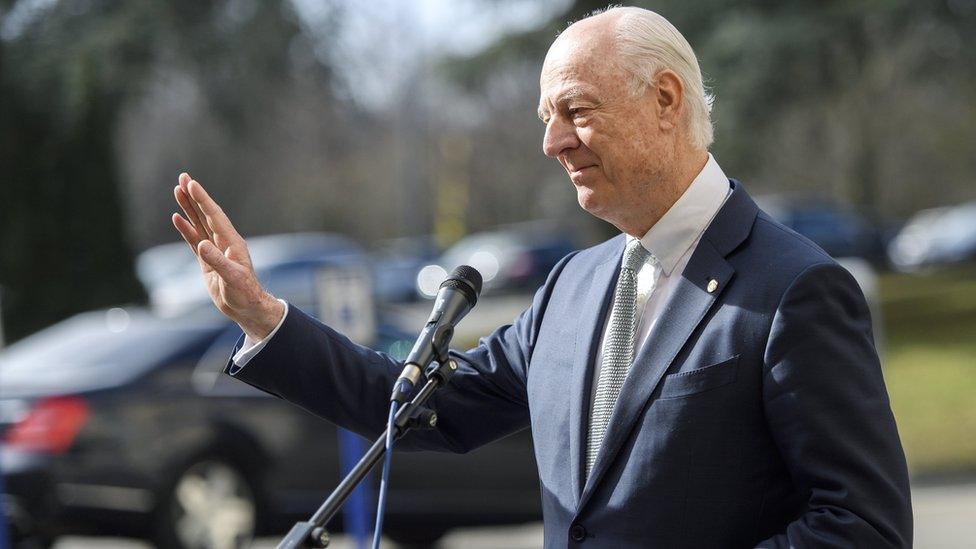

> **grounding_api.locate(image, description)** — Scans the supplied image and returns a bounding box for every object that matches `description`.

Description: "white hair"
[578,6,715,150]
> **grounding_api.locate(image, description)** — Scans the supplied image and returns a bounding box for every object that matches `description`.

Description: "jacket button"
[570,523,587,542]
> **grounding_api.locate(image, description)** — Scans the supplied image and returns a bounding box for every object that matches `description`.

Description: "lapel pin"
[707,279,719,293]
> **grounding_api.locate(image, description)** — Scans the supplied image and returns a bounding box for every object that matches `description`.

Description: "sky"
[296,0,565,55]
[1,0,568,108]
[294,0,569,108]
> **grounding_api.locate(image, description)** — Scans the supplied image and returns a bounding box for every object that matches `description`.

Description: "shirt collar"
[629,153,730,276]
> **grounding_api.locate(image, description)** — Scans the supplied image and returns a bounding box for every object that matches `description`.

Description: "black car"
[0,303,541,548]
[5,231,542,548]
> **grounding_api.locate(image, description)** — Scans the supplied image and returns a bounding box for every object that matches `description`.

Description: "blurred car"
[141,233,364,318]
[887,201,976,272]
[756,195,886,264]
[0,307,541,548]
[135,241,199,294]
[416,222,581,299]
[755,196,886,346]
[371,235,441,304]
[1,307,232,546]
[3,233,541,548]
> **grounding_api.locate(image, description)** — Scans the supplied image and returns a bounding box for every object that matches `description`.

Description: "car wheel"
[154,457,257,549]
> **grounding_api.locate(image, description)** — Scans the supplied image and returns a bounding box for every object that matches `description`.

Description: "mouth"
[567,165,597,177]
[567,165,597,185]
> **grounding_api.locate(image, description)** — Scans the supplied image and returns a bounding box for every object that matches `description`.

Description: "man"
[172,7,912,548]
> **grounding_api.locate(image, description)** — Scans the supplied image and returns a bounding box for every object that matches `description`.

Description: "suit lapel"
[578,240,733,509]
[568,245,622,506]
[575,180,759,512]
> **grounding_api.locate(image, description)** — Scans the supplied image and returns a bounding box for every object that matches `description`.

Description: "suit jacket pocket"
[659,355,739,399]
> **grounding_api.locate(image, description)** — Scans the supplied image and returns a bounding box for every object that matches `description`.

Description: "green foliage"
[0,3,148,341]
[442,0,976,217]
[0,0,334,341]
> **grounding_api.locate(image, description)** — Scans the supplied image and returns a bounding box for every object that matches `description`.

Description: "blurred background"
[1,0,975,547]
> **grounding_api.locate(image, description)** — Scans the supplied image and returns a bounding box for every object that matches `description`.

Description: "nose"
[542,116,580,158]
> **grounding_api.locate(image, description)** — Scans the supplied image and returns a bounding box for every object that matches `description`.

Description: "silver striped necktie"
[585,239,651,478]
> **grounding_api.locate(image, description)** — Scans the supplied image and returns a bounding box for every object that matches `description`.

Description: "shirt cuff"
[231,299,289,368]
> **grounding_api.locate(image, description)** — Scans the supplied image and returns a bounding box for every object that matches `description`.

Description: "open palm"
[171,173,284,340]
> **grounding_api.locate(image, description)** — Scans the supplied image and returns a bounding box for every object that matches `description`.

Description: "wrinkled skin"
[538,11,706,237]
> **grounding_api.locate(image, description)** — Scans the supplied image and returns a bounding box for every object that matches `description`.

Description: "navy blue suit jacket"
[227,181,912,548]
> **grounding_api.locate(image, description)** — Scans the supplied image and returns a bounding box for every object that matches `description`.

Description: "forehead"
[542,33,608,82]
[539,30,626,103]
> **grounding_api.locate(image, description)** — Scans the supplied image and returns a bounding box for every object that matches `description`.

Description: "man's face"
[538,27,672,222]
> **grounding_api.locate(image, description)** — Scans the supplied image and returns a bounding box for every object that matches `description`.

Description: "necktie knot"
[623,239,650,274]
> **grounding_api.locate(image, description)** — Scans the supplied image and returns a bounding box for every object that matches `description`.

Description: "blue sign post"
[338,429,372,549]
[316,266,378,548]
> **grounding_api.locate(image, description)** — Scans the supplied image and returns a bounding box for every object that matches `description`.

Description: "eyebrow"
[537,104,549,122]
[538,87,595,121]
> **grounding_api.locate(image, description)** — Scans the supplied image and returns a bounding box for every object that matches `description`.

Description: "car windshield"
[0,309,220,396]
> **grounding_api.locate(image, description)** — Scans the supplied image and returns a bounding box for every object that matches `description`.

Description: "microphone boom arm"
[277,354,460,548]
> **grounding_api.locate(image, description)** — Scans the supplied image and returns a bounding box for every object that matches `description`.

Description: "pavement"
[49,479,976,548]
[51,523,545,549]
[911,480,976,549]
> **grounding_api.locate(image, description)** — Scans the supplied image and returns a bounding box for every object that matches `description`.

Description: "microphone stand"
[276,329,458,549]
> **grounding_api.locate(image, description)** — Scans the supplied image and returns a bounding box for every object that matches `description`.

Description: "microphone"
[391,265,483,403]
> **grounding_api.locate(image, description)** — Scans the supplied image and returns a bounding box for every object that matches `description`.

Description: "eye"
[568,107,589,120]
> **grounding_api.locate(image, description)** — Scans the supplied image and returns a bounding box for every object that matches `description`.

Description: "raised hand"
[171,172,285,340]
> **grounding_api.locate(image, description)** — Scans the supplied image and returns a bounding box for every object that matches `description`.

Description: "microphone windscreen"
[451,265,483,296]
[438,265,482,306]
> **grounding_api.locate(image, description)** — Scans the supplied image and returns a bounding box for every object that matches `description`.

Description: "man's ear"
[653,69,684,131]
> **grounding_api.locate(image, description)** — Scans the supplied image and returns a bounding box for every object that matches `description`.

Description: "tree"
[440,0,976,222]
[0,0,344,341]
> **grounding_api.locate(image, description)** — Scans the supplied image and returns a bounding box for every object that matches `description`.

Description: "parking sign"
[315,266,376,346]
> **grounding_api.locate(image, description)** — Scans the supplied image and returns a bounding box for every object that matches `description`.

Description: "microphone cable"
[371,380,407,549]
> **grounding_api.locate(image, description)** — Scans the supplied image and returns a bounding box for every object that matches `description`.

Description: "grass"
[879,265,976,477]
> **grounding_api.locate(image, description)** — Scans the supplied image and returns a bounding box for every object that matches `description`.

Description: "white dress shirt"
[590,154,730,403]
[232,299,289,368]
[234,155,731,375]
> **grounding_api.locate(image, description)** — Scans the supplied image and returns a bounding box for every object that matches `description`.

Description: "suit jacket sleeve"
[224,252,577,454]
[756,262,912,548]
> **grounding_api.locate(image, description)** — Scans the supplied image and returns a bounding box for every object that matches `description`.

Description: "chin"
[576,187,607,218]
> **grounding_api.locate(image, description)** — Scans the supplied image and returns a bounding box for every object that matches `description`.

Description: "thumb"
[197,240,242,282]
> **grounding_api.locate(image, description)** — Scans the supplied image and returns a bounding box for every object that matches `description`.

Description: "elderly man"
[173,6,912,548]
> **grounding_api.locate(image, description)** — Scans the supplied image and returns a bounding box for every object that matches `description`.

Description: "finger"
[175,186,213,242]
[178,174,216,242]
[178,174,207,230]
[173,213,215,274]
[177,178,214,242]
[197,240,244,283]
[187,179,244,245]
[171,212,202,251]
